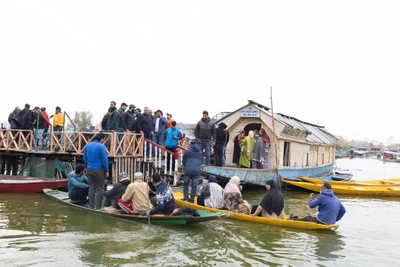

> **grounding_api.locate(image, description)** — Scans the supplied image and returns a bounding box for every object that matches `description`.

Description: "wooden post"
[270,86,281,189]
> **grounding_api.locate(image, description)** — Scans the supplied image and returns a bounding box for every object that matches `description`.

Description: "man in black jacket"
[194,111,216,166]
[136,106,153,157]
[103,172,131,211]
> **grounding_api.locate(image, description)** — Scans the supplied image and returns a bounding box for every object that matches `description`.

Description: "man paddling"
[291,181,346,224]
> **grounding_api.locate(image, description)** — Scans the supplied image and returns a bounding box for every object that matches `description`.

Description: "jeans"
[183,175,200,203]
[34,128,44,149]
[152,132,164,155]
[87,169,105,209]
[213,144,226,167]
[117,127,125,145]
[198,140,211,166]
[166,147,177,173]
[105,197,120,209]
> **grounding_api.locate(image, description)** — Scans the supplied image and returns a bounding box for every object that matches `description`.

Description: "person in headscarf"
[223,176,251,214]
[233,130,245,167]
[198,175,225,209]
[239,130,255,168]
[250,180,286,219]
[251,128,270,169]
[103,172,131,211]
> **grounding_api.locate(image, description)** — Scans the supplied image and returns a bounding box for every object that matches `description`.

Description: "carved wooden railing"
[1,129,188,158]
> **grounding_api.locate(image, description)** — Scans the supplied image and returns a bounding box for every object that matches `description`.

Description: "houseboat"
[202,100,338,186]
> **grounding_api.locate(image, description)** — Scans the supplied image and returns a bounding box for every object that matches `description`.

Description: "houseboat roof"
[217,100,338,146]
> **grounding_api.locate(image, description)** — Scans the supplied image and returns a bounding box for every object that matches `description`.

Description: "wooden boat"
[0,174,68,193]
[201,163,334,187]
[298,176,400,186]
[283,179,400,196]
[43,189,229,226]
[173,192,339,230]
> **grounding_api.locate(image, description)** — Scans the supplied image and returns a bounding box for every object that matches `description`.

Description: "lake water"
[1,158,400,266]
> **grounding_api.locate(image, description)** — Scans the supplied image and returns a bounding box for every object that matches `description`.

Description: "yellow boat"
[284,179,400,196]
[173,192,339,230]
[298,176,400,186]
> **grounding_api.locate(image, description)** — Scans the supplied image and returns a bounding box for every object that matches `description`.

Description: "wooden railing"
[1,129,188,158]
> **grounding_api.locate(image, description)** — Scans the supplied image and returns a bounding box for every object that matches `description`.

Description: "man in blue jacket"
[84,132,109,209]
[182,141,203,203]
[152,109,168,156]
[164,121,182,173]
[292,181,346,224]
[68,164,89,205]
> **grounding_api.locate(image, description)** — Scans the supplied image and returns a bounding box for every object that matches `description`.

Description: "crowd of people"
[5,104,60,149]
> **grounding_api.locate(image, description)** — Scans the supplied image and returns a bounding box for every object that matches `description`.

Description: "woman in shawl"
[239,130,255,168]
[232,130,245,167]
[250,180,286,219]
[223,176,251,214]
[251,128,270,169]
[198,175,225,209]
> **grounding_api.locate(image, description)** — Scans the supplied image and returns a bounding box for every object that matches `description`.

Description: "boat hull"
[0,175,68,193]
[201,163,334,186]
[173,192,338,230]
[283,180,400,196]
[44,189,228,225]
[299,176,400,186]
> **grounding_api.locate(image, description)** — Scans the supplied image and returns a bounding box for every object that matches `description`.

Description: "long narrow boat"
[44,189,228,226]
[298,176,400,186]
[283,179,400,196]
[0,175,68,193]
[173,192,339,230]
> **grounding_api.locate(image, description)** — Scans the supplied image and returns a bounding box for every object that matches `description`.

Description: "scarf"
[237,132,245,144]
[261,137,269,143]
[260,180,284,216]
[223,176,242,197]
[245,131,254,155]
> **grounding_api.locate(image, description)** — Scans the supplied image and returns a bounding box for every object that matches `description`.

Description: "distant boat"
[0,174,68,193]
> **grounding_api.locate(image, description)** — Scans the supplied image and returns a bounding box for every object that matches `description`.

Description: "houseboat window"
[306,153,309,166]
[282,129,289,135]
[283,142,290,167]
[293,131,300,137]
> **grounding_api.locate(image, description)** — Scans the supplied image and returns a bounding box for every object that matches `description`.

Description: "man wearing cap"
[194,110,216,166]
[119,172,152,215]
[182,140,203,203]
[152,109,168,156]
[84,132,109,210]
[198,175,225,209]
[103,172,131,211]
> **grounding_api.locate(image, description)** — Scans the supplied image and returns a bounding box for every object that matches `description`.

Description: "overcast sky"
[1,1,399,145]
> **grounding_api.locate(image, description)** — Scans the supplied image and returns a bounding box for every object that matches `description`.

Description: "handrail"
[64,112,76,131]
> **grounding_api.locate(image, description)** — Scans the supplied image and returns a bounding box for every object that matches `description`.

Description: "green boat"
[43,189,229,226]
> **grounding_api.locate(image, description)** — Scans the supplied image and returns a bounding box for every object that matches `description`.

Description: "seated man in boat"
[103,172,131,212]
[290,181,346,224]
[198,175,225,209]
[223,176,251,214]
[250,180,286,219]
[118,172,152,215]
[68,164,89,205]
[146,173,176,216]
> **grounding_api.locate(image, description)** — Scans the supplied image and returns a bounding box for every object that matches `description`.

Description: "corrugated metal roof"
[245,100,338,145]
[215,100,338,145]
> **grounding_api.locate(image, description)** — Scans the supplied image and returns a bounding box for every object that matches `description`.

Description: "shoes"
[83,203,93,209]
[289,214,299,220]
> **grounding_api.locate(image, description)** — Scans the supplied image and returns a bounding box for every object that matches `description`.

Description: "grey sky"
[1,1,399,145]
